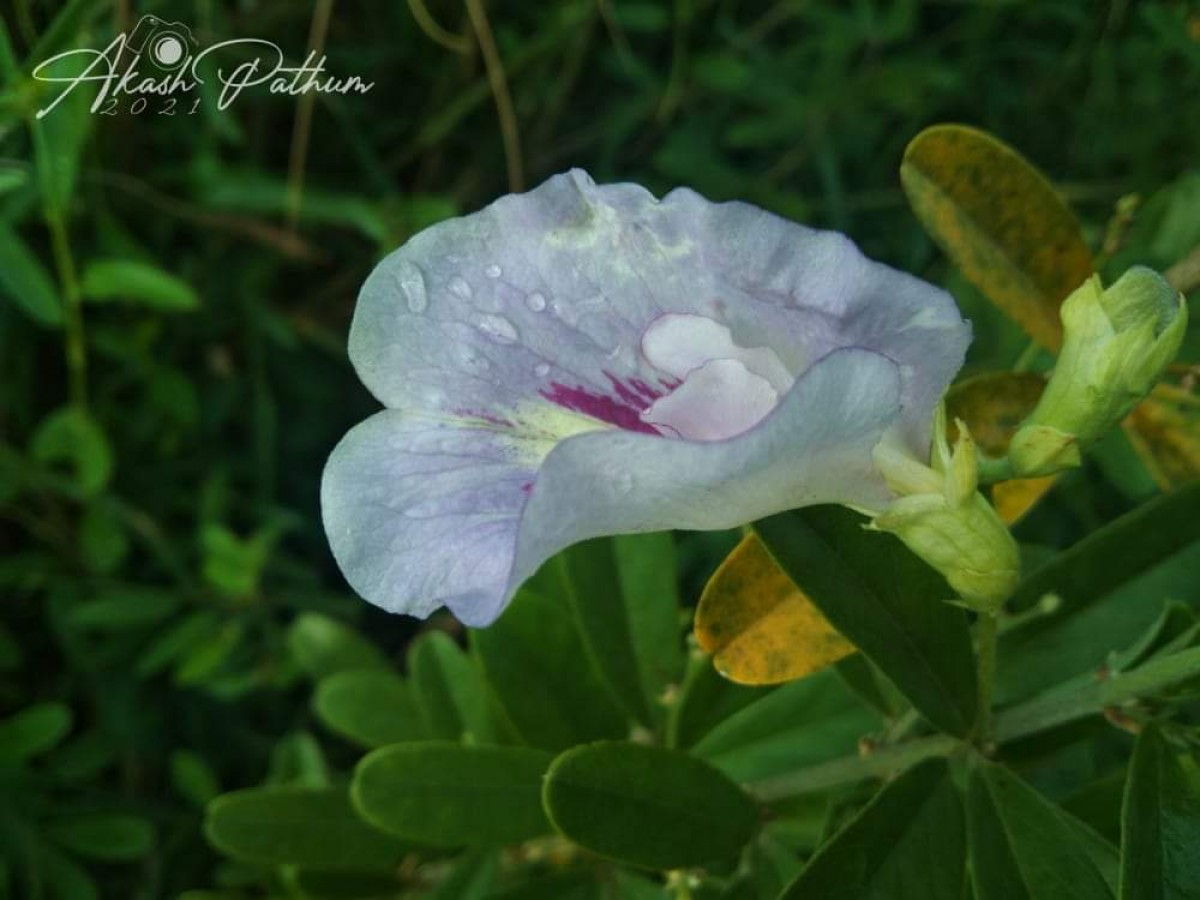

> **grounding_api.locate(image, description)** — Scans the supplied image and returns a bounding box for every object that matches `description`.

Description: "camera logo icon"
[126,15,197,70]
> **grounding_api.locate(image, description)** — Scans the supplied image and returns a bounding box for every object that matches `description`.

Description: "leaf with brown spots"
[1124,383,1200,489]
[695,533,854,686]
[902,125,1094,351]
[946,370,1059,523]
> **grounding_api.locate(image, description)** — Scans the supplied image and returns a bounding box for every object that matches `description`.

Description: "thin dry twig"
[465,0,525,192]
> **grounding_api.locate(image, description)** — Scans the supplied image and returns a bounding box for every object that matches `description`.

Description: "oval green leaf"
[44,814,154,861]
[313,670,427,748]
[753,506,977,736]
[80,258,200,312]
[472,588,626,752]
[1119,724,1200,900]
[205,787,407,870]
[901,124,1094,350]
[542,741,759,870]
[780,759,964,899]
[352,742,553,846]
[0,223,62,326]
[967,760,1118,900]
[408,631,496,742]
[286,612,388,680]
[0,702,73,764]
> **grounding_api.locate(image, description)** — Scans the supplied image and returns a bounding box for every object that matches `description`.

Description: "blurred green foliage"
[2,1,1200,898]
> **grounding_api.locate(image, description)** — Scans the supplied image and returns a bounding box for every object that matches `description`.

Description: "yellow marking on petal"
[696,534,855,685]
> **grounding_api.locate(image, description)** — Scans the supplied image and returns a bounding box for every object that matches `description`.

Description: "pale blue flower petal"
[324,170,971,624]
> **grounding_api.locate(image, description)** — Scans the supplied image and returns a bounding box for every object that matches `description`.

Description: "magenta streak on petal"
[539,379,662,435]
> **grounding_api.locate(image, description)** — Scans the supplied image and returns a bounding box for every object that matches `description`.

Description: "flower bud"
[872,416,1020,614]
[1010,267,1187,477]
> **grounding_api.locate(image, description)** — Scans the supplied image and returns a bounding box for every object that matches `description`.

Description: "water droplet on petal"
[449,276,472,299]
[477,314,518,344]
[525,291,547,312]
[534,362,550,377]
[395,261,428,313]
[484,263,502,279]
[609,470,634,494]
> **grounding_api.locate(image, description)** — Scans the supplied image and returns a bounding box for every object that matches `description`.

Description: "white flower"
[322,171,971,625]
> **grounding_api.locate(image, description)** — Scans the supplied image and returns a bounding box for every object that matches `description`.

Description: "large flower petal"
[322,348,900,625]
[347,170,968,455]
[321,414,545,626]
[325,170,972,624]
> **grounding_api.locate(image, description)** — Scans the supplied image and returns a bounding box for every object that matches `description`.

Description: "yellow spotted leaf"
[695,534,854,685]
[945,370,1058,524]
[901,124,1094,351]
[994,476,1057,526]
[1124,384,1200,489]
[946,371,1046,457]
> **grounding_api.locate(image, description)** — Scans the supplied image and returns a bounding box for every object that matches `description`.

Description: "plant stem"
[47,211,87,409]
[747,645,1200,802]
[974,612,999,744]
[749,734,961,802]
[993,645,1200,742]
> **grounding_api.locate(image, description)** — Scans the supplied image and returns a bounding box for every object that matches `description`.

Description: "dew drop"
[534,362,550,377]
[448,276,473,299]
[525,291,547,312]
[610,471,635,494]
[395,261,428,313]
[484,263,502,279]
[477,314,519,344]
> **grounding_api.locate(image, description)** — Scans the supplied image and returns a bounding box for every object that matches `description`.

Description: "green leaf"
[967,760,1117,900]
[779,759,964,899]
[80,259,201,311]
[205,787,407,870]
[1008,484,1200,617]
[560,536,675,726]
[409,631,495,742]
[29,73,94,220]
[472,588,626,751]
[668,653,774,749]
[999,483,1200,703]
[78,502,129,573]
[0,702,73,764]
[690,668,879,783]
[171,750,221,808]
[753,506,977,735]
[542,741,759,869]
[35,843,99,900]
[352,742,553,846]
[612,532,685,703]
[901,124,1094,351]
[313,670,427,748]
[286,612,388,679]
[66,587,181,630]
[200,524,273,598]
[30,406,113,496]
[1119,725,1200,900]
[0,223,62,326]
[44,814,153,861]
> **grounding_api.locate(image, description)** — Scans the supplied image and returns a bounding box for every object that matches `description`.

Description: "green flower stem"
[748,645,1200,802]
[974,612,999,744]
[976,453,1015,485]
